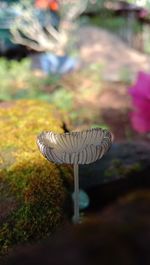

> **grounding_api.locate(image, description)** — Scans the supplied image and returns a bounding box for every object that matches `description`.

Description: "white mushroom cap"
[37,128,113,165]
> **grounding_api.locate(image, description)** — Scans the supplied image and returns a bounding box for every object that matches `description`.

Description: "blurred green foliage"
[0,57,76,119]
[49,88,74,112]
[0,58,56,101]
[90,14,125,33]
[86,0,150,11]
[87,10,141,35]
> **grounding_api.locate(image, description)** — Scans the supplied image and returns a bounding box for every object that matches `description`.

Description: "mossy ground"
[0,100,73,254]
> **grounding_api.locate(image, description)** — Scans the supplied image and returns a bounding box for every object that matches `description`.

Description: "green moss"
[105,159,141,179]
[0,100,73,254]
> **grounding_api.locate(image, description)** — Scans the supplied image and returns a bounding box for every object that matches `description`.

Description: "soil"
[77,25,150,82]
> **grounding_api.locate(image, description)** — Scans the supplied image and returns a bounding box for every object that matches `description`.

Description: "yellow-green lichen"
[0,100,73,254]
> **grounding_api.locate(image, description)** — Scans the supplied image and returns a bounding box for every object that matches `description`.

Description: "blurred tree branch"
[10,0,88,54]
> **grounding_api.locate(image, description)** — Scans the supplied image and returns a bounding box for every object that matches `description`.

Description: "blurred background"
[0,0,150,264]
[1,0,150,134]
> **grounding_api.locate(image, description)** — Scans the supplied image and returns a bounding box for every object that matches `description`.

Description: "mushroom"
[37,128,113,223]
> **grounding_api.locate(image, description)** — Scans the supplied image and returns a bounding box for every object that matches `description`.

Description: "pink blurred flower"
[138,9,149,19]
[129,71,150,133]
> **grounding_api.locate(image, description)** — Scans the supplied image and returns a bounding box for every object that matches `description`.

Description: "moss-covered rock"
[0,100,73,254]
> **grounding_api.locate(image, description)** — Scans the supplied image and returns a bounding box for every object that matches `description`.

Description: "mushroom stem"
[73,163,80,224]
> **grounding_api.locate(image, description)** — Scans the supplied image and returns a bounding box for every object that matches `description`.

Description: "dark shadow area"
[86,175,150,213]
